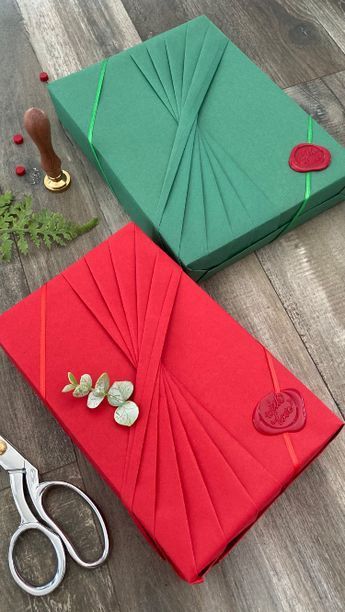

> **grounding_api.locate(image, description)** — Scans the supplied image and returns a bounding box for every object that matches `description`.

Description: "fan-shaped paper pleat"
[166,371,282,509]
[121,261,182,506]
[129,18,273,265]
[153,372,198,576]
[62,254,135,366]
[129,366,161,530]
[130,50,176,120]
[62,224,282,578]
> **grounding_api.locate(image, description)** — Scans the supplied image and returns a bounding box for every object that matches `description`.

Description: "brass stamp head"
[0,440,7,455]
[44,170,71,192]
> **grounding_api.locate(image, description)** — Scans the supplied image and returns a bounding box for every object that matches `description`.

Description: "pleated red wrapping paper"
[0,223,342,583]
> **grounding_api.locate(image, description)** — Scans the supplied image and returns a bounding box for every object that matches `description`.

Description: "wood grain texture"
[0,462,119,611]
[120,0,345,87]
[16,0,138,240]
[0,0,344,609]
[17,0,140,78]
[286,0,345,56]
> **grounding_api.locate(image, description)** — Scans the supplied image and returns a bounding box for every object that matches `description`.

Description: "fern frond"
[0,191,98,262]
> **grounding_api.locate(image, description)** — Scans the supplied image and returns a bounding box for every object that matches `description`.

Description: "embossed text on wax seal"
[253,389,306,435]
[289,143,331,172]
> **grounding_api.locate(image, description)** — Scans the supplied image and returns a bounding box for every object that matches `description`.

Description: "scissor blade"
[0,435,26,472]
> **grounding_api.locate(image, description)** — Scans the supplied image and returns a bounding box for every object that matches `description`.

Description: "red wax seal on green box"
[289,143,331,172]
[253,389,306,435]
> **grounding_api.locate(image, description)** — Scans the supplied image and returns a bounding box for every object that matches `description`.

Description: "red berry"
[39,71,49,82]
[13,133,24,145]
[15,165,26,176]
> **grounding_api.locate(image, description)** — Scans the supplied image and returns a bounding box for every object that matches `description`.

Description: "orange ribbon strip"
[264,348,299,470]
[39,284,47,399]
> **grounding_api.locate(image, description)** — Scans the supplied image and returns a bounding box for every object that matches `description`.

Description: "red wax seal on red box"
[253,389,306,435]
[39,71,49,82]
[13,133,24,145]
[289,143,331,172]
[15,165,26,176]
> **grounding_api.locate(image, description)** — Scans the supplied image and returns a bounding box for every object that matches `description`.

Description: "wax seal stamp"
[253,389,306,435]
[23,107,71,192]
[289,143,331,172]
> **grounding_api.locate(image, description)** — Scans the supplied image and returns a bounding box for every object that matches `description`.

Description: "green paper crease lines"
[48,16,345,281]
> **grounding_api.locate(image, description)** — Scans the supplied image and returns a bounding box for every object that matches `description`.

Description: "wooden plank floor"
[0,0,344,610]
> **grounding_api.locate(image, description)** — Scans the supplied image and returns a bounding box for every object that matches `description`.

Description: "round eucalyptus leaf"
[95,372,110,394]
[107,381,134,406]
[80,374,92,391]
[87,389,106,409]
[114,401,139,427]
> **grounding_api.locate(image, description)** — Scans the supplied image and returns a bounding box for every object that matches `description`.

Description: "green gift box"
[49,16,345,281]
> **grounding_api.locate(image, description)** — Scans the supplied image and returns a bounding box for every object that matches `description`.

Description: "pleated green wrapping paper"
[48,16,345,281]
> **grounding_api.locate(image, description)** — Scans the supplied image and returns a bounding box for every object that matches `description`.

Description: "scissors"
[0,434,109,597]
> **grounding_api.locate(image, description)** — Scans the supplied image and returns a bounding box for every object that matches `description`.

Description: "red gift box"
[0,223,342,583]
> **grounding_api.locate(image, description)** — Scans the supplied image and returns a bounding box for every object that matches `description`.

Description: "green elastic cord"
[275,115,313,239]
[88,58,112,189]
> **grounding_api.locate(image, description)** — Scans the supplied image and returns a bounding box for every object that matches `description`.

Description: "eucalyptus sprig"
[62,372,139,427]
[0,191,98,262]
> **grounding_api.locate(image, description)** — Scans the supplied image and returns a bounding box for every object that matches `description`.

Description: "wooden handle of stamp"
[24,107,62,179]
